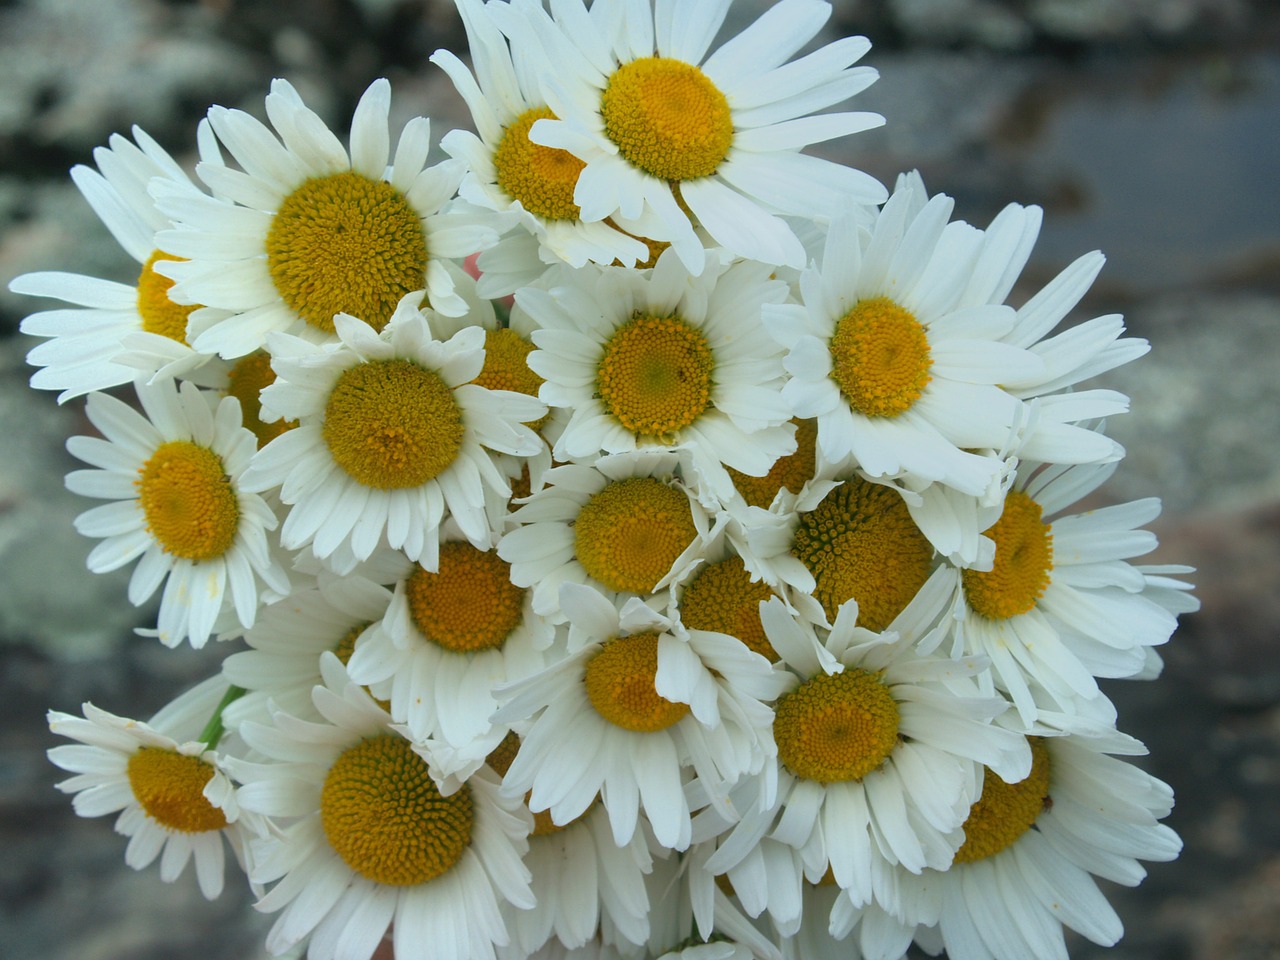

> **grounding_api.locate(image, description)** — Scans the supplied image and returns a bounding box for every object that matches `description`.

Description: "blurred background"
[1,0,1277,957]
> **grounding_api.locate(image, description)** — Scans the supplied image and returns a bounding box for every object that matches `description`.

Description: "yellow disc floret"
[791,477,933,631]
[323,358,463,489]
[963,490,1054,621]
[127,747,228,833]
[679,555,777,661]
[773,669,900,783]
[473,328,547,428]
[954,737,1052,864]
[225,351,296,448]
[136,440,240,561]
[574,477,697,594]
[830,297,932,418]
[321,734,473,886]
[728,418,818,508]
[601,57,734,182]
[405,542,525,653]
[136,250,197,344]
[266,171,427,333]
[584,631,690,732]
[494,106,586,221]
[596,313,714,439]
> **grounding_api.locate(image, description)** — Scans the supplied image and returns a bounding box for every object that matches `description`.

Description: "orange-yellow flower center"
[679,555,777,661]
[323,358,463,489]
[266,171,427,333]
[963,490,1055,621]
[405,542,525,653]
[954,737,1052,864]
[321,734,473,886]
[127,747,228,832]
[136,440,240,561]
[584,631,690,732]
[597,313,713,439]
[225,351,296,448]
[728,418,818,508]
[493,106,586,221]
[773,669,900,783]
[830,297,932,418]
[601,57,734,182]
[791,477,933,631]
[136,251,197,343]
[473,328,547,428]
[574,477,697,594]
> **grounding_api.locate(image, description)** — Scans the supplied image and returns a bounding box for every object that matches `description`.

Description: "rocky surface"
[0,1,1277,958]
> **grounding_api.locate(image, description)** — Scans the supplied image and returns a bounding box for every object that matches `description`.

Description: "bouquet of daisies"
[17,2,1198,959]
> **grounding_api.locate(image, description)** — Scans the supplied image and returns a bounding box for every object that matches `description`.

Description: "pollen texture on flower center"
[954,737,1052,864]
[266,171,427,333]
[773,669,900,783]
[584,631,690,732]
[596,313,714,439]
[136,250,197,343]
[322,358,463,489]
[226,351,295,448]
[136,440,240,561]
[127,747,228,833]
[494,106,586,221]
[574,477,697,594]
[321,733,473,886]
[601,57,734,182]
[678,555,777,661]
[405,542,525,653]
[728,418,818,508]
[963,490,1054,620]
[830,297,932,418]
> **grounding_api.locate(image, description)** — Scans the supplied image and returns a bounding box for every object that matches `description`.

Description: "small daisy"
[931,458,1183,725]
[494,0,887,271]
[769,174,1046,496]
[522,251,795,498]
[233,654,535,960]
[46,677,264,900]
[11,126,224,402]
[240,293,545,570]
[155,78,497,358]
[65,376,289,647]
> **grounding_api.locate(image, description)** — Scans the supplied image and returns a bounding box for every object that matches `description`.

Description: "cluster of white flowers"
[22,2,1198,960]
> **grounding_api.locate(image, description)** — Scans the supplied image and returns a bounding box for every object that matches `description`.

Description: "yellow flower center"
[225,351,296,448]
[321,734,473,886]
[962,491,1055,621]
[266,171,427,333]
[601,56,734,182]
[127,747,228,833]
[485,732,587,837]
[679,555,777,661]
[323,358,463,489]
[791,477,933,631]
[574,477,697,594]
[493,106,586,221]
[136,440,240,561]
[954,737,1052,864]
[829,297,932,418]
[473,328,547,428]
[136,250,197,343]
[584,631,691,732]
[727,418,818,508]
[596,313,713,439]
[405,542,525,653]
[773,669,900,783]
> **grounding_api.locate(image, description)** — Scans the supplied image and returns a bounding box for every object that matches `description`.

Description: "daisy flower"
[492,583,786,851]
[11,126,224,402]
[522,251,795,498]
[930,458,1182,726]
[65,376,289,647]
[769,174,1046,497]
[46,677,264,900]
[233,654,535,960]
[494,0,887,271]
[240,293,545,570]
[154,78,497,358]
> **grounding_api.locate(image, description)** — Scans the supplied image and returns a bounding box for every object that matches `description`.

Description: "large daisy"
[65,376,289,647]
[154,78,496,358]
[239,293,545,570]
[493,0,887,271]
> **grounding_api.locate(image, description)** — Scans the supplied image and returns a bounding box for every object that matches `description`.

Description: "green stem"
[198,684,246,750]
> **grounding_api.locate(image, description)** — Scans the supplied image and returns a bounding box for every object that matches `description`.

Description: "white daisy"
[493,0,887,271]
[769,174,1046,497]
[11,126,224,402]
[154,77,498,358]
[240,292,545,570]
[233,654,535,960]
[65,376,289,647]
[46,677,264,900]
[522,251,795,499]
